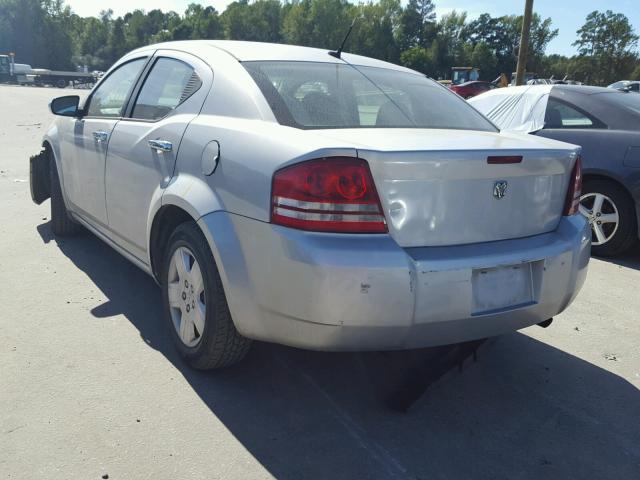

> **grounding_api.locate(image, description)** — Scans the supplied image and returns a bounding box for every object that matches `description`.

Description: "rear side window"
[544,98,594,128]
[132,58,201,121]
[244,61,497,131]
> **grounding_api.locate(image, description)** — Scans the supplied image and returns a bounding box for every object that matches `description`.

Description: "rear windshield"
[243,61,497,131]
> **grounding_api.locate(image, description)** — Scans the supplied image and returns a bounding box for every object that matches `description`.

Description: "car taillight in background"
[563,155,582,216]
[271,157,387,233]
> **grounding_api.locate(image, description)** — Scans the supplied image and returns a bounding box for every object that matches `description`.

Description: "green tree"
[105,17,128,66]
[40,0,75,69]
[398,0,436,49]
[0,0,575,84]
[221,0,282,42]
[574,10,638,56]
[573,10,639,84]
[470,42,496,77]
[181,4,222,39]
[349,0,401,63]
[400,42,439,76]
[0,0,74,69]
[71,16,109,69]
[281,0,353,50]
[499,14,558,76]
[537,53,572,80]
[436,10,469,77]
[464,13,557,79]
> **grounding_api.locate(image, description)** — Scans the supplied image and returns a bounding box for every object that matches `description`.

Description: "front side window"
[244,61,497,132]
[544,98,595,128]
[86,58,146,118]
[132,58,200,121]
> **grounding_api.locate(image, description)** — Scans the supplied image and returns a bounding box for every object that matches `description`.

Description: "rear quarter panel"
[172,116,357,222]
[536,128,640,238]
[536,129,633,178]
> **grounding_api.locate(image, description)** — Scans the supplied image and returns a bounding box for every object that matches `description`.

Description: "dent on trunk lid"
[363,148,574,248]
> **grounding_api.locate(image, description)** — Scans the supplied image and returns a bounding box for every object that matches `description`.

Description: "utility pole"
[515,0,534,86]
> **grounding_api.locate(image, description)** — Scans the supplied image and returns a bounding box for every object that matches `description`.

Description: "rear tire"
[50,160,81,236]
[580,179,637,257]
[162,222,251,370]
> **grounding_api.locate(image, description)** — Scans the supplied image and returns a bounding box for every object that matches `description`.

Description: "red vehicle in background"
[450,81,497,99]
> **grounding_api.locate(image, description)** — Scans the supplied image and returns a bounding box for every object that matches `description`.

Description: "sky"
[63,0,640,57]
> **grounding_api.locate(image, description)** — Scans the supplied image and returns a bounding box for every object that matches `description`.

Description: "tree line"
[1,0,639,85]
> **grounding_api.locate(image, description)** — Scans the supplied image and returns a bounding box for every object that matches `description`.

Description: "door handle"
[148,139,173,153]
[92,131,109,142]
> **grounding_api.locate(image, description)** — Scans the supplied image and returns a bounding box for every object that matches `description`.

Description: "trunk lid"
[313,129,580,247]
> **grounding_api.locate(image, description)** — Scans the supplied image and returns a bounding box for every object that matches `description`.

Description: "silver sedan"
[31,41,590,369]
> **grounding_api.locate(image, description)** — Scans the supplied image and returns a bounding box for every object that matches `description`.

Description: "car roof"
[486,84,615,96]
[552,85,618,95]
[135,40,419,75]
[479,84,553,96]
[470,83,640,132]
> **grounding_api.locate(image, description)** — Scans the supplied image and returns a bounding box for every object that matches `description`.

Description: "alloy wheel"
[579,192,620,246]
[167,246,206,347]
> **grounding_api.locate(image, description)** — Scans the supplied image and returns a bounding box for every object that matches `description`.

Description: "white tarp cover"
[468,85,554,133]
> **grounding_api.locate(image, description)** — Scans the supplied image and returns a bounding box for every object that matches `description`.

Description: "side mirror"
[50,95,81,117]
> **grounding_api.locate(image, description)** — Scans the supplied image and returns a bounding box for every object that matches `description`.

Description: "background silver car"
[31,41,590,369]
[608,80,640,93]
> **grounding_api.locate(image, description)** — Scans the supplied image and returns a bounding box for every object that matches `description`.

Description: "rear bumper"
[198,213,590,351]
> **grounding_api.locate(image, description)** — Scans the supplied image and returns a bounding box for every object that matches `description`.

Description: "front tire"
[580,179,637,257]
[50,160,81,236]
[162,222,251,369]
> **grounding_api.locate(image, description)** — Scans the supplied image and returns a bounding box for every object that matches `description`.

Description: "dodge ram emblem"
[493,180,508,199]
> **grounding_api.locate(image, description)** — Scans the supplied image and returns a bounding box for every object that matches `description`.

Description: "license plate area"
[472,263,536,315]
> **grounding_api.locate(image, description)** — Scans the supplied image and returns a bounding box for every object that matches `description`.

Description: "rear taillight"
[271,157,387,233]
[563,155,582,216]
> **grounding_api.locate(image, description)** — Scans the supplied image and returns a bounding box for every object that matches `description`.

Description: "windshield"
[243,61,497,132]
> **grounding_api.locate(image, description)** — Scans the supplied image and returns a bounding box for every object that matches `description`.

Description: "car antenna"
[329,18,357,59]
